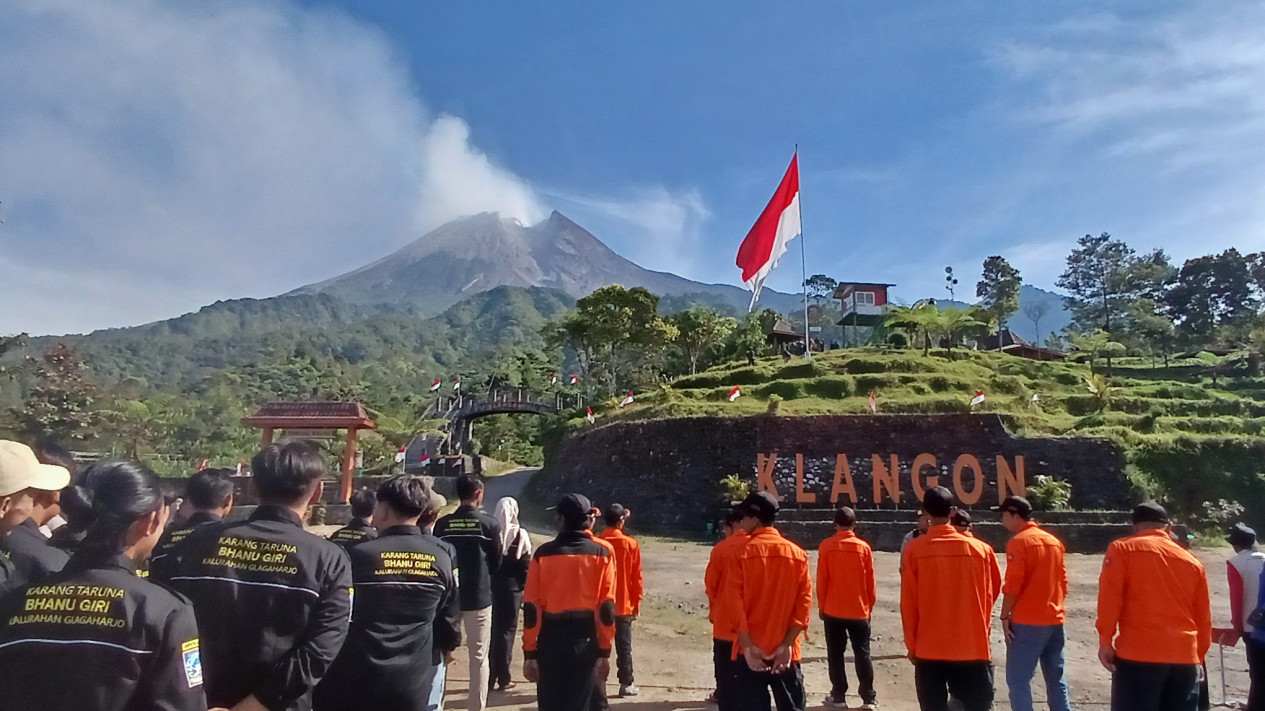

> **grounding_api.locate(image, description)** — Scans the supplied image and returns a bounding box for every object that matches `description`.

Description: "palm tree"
[933,308,987,361]
[886,303,940,356]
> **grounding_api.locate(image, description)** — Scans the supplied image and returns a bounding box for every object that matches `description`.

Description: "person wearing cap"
[817,506,878,710]
[0,440,72,592]
[1226,523,1265,710]
[148,467,235,583]
[314,475,461,711]
[901,486,1002,711]
[328,488,379,552]
[724,490,812,711]
[951,510,974,535]
[705,507,750,710]
[996,495,1071,711]
[597,502,644,698]
[0,460,206,710]
[1096,502,1212,710]
[435,474,503,711]
[420,488,458,711]
[522,493,618,711]
[900,510,931,572]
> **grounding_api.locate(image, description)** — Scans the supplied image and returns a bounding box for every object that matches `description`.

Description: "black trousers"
[913,659,993,711]
[714,639,739,711]
[822,616,876,703]
[490,585,523,688]
[537,620,598,711]
[730,659,806,711]
[1111,659,1198,711]
[615,615,635,686]
[1248,638,1265,711]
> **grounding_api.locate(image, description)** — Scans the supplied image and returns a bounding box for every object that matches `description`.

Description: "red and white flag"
[735,153,801,309]
[727,386,742,402]
[551,373,558,386]
[198,459,208,471]
[569,374,580,385]
[394,447,406,463]
[419,454,432,467]
[586,407,596,424]
[619,392,635,407]
[970,390,986,407]
[429,379,442,392]
[452,378,461,391]
[868,392,877,413]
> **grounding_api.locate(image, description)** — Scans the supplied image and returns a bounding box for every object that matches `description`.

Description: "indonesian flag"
[551,373,558,386]
[429,379,442,392]
[394,447,406,464]
[1031,393,1040,403]
[868,392,878,414]
[735,153,801,309]
[619,392,635,407]
[569,374,579,385]
[236,461,244,476]
[727,386,742,402]
[970,390,986,407]
[198,459,208,471]
[586,407,596,424]
[419,454,432,467]
[452,378,461,391]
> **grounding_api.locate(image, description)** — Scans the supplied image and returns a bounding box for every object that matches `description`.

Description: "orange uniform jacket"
[817,530,876,620]
[704,532,748,641]
[1095,529,1212,665]
[901,523,1002,662]
[1004,521,1068,626]
[522,530,618,659]
[598,528,644,617]
[723,527,812,662]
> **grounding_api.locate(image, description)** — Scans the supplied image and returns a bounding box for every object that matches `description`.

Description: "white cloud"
[0,0,545,335]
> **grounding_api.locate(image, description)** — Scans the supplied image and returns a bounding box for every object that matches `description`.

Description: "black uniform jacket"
[314,525,461,711]
[2,518,70,585]
[327,517,378,552]
[434,504,502,610]
[170,504,351,711]
[148,511,223,583]
[0,547,18,597]
[0,551,207,711]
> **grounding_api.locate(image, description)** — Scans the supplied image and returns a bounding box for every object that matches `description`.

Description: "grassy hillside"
[580,347,1265,526]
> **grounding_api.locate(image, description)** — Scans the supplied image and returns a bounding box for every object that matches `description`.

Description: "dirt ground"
[437,535,1249,711]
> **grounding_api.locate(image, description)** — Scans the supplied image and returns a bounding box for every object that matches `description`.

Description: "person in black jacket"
[490,496,532,692]
[435,474,503,711]
[315,475,461,711]
[171,440,352,711]
[148,467,235,583]
[0,440,71,593]
[0,460,207,711]
[328,488,378,551]
[421,488,458,711]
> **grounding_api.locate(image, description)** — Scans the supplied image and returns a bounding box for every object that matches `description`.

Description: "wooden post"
[261,427,275,447]
[340,428,357,503]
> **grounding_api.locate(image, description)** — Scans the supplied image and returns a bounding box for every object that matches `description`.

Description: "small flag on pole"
[569,374,580,385]
[868,392,878,414]
[419,454,431,467]
[394,447,406,464]
[198,459,208,471]
[586,407,596,424]
[551,373,558,386]
[429,379,442,392]
[619,392,635,408]
[236,461,244,476]
[727,386,742,402]
[452,378,461,391]
[970,390,986,408]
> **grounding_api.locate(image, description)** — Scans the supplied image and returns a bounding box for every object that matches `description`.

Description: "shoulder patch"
[181,639,203,688]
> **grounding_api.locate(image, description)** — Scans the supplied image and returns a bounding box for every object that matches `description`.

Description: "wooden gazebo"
[765,319,803,349]
[242,401,376,502]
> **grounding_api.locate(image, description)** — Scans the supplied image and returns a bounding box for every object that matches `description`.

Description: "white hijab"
[493,497,532,560]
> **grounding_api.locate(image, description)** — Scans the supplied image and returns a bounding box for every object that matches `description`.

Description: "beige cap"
[0,441,71,497]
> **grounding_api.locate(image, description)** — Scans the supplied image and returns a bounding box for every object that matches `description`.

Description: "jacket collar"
[186,511,223,527]
[381,525,422,538]
[17,518,42,534]
[556,529,594,543]
[67,551,137,576]
[749,525,782,540]
[249,504,304,528]
[833,529,857,540]
[348,517,372,529]
[456,503,481,514]
[600,527,627,539]
[925,523,962,538]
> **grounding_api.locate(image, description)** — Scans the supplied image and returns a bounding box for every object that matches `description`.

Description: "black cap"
[923,486,954,518]
[1132,502,1170,525]
[738,491,779,521]
[996,495,1034,520]
[551,493,595,525]
[603,503,629,524]
[951,510,973,528]
[1227,523,1257,547]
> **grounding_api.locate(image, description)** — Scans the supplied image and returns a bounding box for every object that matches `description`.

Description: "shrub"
[766,394,783,414]
[753,381,804,400]
[1027,475,1072,511]
[719,473,752,503]
[804,377,852,399]
[776,361,827,380]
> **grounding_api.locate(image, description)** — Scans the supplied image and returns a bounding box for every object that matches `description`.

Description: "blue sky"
[2,0,1263,334]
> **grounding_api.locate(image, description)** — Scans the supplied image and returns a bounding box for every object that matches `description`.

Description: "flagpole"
[796,145,811,360]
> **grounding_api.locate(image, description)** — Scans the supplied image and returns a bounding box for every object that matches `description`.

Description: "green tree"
[670,307,737,375]
[933,307,987,360]
[1070,330,1127,376]
[722,310,777,362]
[1125,299,1177,367]
[1165,248,1259,346]
[545,286,678,396]
[976,256,1022,338]
[886,303,940,356]
[804,274,839,305]
[1057,233,1135,334]
[16,343,101,443]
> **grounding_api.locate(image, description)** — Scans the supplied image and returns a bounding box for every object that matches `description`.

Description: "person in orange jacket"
[522,494,618,711]
[902,486,1002,711]
[817,507,877,710]
[705,508,749,709]
[597,503,644,697]
[724,491,812,711]
[1096,502,1212,711]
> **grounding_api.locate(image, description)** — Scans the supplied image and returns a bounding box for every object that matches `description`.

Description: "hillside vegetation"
[578,348,1265,526]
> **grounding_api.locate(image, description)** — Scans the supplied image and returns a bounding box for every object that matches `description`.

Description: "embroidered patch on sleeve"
[181,639,203,688]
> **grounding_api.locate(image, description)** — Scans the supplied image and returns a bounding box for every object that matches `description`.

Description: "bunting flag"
[619,392,635,408]
[198,459,208,471]
[735,153,801,308]
[569,375,580,385]
[452,378,462,391]
[970,390,986,407]
[419,454,432,467]
[586,407,596,424]
[429,379,442,392]
[393,447,406,463]
[551,373,558,386]
[868,392,878,414]
[727,386,742,402]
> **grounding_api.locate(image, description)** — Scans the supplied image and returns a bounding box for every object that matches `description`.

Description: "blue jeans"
[428,661,447,711]
[1006,623,1071,711]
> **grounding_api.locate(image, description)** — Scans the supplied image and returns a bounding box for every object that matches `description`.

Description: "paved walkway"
[483,467,538,511]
